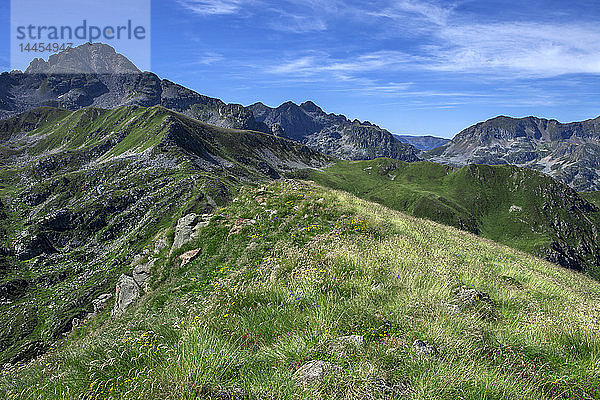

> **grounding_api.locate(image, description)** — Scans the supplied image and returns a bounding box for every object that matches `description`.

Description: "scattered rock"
[179,248,200,267]
[509,205,522,213]
[293,360,339,384]
[71,317,81,329]
[112,275,140,317]
[454,286,490,305]
[92,293,113,313]
[373,378,408,396]
[413,340,438,357]
[337,335,364,346]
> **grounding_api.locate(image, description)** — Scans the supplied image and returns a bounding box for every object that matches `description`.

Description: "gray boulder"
[293,360,339,384]
[337,335,364,346]
[112,275,140,317]
[413,340,438,357]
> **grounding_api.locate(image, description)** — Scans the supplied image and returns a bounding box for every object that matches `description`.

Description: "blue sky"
[2,1,600,137]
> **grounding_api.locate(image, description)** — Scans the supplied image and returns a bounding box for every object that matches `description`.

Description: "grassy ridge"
[3,181,600,399]
[300,159,600,276]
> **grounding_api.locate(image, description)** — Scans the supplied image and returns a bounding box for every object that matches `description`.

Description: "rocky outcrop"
[171,214,211,252]
[133,260,153,293]
[112,275,139,317]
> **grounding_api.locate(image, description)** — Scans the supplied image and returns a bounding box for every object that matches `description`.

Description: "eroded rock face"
[112,275,139,317]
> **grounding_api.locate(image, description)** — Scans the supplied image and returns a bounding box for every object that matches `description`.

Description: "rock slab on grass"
[293,360,339,384]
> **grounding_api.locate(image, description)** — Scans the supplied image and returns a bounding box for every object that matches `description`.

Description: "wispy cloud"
[430,22,600,77]
[368,0,600,78]
[270,51,418,75]
[368,0,453,27]
[177,0,247,15]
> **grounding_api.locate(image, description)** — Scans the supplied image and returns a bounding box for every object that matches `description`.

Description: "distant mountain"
[249,101,420,161]
[25,43,141,74]
[0,43,419,163]
[393,134,450,151]
[426,115,600,191]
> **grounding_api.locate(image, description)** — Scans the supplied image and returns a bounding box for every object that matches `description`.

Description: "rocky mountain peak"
[24,43,141,75]
[299,101,323,114]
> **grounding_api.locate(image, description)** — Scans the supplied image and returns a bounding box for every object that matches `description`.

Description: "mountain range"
[0,43,418,163]
[8,43,600,192]
[426,115,600,191]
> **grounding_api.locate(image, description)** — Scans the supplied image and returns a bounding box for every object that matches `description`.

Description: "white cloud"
[369,0,453,26]
[369,1,600,78]
[430,22,600,77]
[270,51,418,76]
[177,0,247,15]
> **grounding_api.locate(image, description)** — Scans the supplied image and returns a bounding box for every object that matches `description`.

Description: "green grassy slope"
[2,181,600,399]
[299,159,600,277]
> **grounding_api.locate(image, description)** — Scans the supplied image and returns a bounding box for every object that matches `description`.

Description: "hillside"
[300,159,600,277]
[2,181,600,399]
[426,115,600,191]
[0,105,329,364]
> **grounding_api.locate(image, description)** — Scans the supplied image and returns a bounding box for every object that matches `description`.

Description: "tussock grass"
[2,180,600,399]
